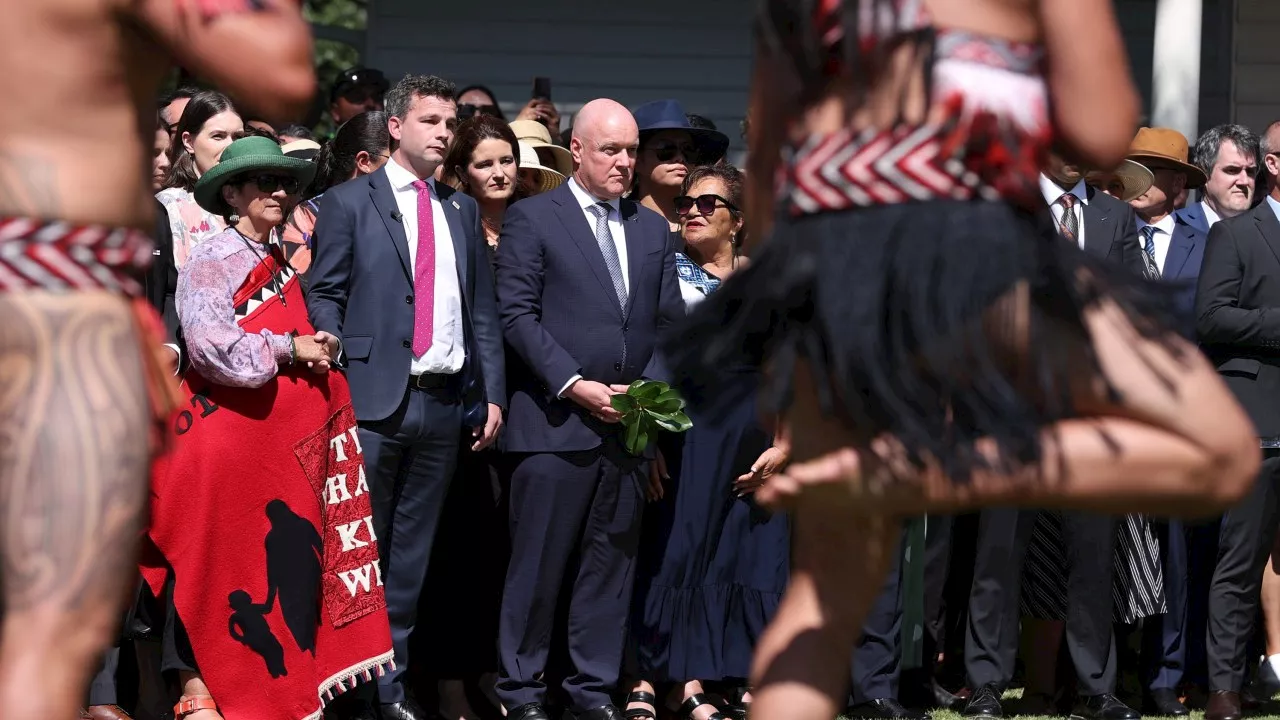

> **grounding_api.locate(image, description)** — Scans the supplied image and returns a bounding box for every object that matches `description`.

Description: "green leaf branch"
[610,380,693,456]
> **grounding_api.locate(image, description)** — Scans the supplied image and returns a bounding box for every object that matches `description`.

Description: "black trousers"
[496,443,646,712]
[1207,452,1280,692]
[965,508,1117,695]
[360,383,464,705]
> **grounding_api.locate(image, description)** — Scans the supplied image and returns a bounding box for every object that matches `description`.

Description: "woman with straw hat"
[141,136,394,720]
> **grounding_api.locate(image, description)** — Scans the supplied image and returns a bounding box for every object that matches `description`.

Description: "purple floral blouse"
[177,228,294,388]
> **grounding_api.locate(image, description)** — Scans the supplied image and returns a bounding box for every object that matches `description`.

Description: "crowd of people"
[73,52,1280,720]
[4,2,1277,720]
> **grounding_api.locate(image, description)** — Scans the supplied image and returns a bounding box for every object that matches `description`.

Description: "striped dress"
[1021,512,1166,624]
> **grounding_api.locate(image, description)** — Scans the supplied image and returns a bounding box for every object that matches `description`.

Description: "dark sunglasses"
[458,103,502,121]
[650,141,699,164]
[248,174,300,195]
[674,193,736,216]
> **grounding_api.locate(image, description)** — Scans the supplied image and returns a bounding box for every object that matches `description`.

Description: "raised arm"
[128,0,313,124]
[745,37,791,247]
[1039,0,1141,168]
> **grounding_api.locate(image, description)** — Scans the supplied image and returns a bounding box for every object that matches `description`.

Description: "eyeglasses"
[249,174,301,195]
[674,193,737,216]
[650,141,699,164]
[458,103,502,121]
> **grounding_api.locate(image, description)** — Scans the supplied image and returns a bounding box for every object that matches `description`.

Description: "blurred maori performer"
[0,0,313,718]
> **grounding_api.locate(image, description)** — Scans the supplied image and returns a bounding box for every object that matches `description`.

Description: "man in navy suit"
[307,74,505,720]
[1128,126,1216,718]
[1179,125,1260,236]
[494,98,683,720]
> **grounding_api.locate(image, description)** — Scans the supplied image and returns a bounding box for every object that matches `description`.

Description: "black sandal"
[625,690,659,720]
[720,687,750,720]
[679,694,726,720]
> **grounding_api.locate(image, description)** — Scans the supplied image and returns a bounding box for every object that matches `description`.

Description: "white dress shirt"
[558,177,631,397]
[566,177,630,292]
[383,157,465,375]
[1136,213,1177,275]
[1039,174,1089,251]
[1200,200,1222,228]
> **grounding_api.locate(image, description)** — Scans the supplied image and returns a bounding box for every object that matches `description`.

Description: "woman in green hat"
[141,136,395,720]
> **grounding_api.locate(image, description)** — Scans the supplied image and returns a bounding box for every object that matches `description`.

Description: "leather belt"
[408,372,454,391]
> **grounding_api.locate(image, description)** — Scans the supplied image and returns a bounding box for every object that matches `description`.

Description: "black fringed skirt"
[664,199,1185,484]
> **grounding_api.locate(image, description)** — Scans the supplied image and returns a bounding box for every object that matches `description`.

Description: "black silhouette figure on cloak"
[263,499,324,654]
[228,589,287,678]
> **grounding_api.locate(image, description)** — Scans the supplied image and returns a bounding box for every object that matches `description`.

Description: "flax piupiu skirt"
[664,199,1186,485]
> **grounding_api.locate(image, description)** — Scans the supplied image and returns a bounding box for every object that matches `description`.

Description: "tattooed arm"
[127,0,313,124]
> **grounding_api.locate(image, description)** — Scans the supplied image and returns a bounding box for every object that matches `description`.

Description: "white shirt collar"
[1137,213,1177,236]
[1039,174,1089,207]
[1200,201,1222,227]
[568,177,621,214]
[384,156,437,194]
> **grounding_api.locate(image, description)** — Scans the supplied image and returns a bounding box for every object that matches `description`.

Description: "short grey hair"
[384,74,456,121]
[1262,121,1280,158]
[1192,124,1260,174]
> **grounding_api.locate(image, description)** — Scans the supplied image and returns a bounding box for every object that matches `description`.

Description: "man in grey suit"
[307,74,505,720]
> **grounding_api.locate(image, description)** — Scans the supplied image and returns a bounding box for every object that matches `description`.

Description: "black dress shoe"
[846,698,932,720]
[1069,693,1141,720]
[382,699,434,720]
[962,684,1003,718]
[575,706,624,720]
[1144,689,1189,717]
[508,703,552,720]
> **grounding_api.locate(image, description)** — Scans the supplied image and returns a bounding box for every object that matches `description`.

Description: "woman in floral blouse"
[156,89,244,269]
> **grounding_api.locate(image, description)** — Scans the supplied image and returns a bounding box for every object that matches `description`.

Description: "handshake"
[291,331,340,374]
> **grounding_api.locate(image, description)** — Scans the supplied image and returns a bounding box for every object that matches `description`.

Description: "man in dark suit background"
[1127,127,1218,718]
[1194,119,1280,720]
[307,73,505,720]
[960,153,1141,720]
[494,98,683,720]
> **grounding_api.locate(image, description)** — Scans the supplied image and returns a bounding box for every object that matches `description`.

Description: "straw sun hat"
[1085,159,1155,203]
[518,140,566,195]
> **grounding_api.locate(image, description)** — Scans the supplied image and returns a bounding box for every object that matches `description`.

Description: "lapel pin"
[451,200,461,210]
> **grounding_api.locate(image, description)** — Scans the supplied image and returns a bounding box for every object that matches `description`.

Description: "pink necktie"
[411,180,436,356]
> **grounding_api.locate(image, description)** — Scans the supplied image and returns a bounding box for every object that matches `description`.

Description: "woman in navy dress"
[627,165,791,720]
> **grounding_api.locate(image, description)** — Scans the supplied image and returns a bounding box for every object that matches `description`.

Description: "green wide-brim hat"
[194,136,317,214]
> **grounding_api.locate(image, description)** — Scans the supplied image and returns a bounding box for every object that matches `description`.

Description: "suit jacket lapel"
[1081,188,1111,260]
[369,169,412,282]
[1256,202,1280,266]
[621,199,645,319]
[435,183,470,290]
[552,185,624,317]
[1162,220,1197,280]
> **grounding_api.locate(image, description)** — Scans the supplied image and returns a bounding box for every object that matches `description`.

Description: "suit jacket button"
[402,340,411,349]
[405,295,414,304]
[614,362,622,371]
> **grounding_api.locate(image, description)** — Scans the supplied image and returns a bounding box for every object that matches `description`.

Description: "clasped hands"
[565,379,630,423]
[291,331,340,374]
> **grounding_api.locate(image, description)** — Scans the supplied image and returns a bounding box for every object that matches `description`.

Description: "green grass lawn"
[893,689,1280,720]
